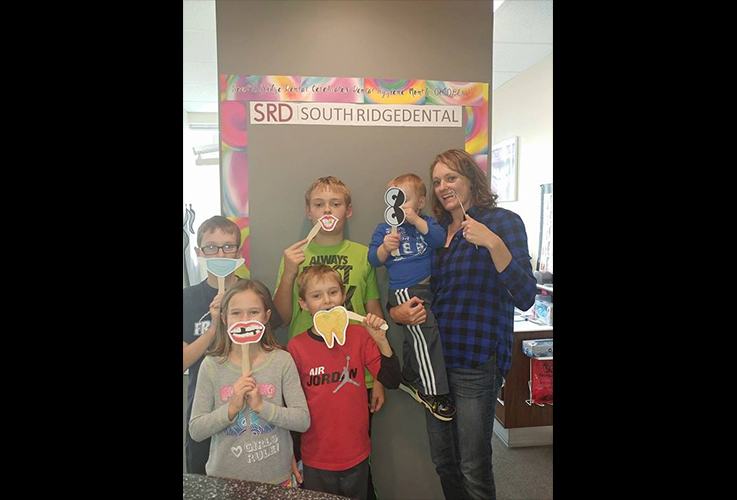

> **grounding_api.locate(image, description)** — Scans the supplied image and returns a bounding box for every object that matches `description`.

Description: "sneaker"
[399,382,456,421]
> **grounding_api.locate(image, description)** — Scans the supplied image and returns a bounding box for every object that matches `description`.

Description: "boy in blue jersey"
[368,174,455,421]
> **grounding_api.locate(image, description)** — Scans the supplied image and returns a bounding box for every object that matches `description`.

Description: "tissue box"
[532,296,553,325]
[522,339,553,358]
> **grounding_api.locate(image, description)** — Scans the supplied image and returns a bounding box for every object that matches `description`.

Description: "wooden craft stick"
[241,344,251,374]
[452,190,478,249]
[390,226,400,257]
[346,310,389,331]
[301,221,322,251]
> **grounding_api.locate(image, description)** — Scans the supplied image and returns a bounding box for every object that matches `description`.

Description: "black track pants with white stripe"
[388,283,449,396]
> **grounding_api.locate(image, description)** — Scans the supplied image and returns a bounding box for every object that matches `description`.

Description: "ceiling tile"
[492,71,519,90]
[494,0,552,44]
[183,0,216,32]
[183,30,218,63]
[184,101,219,113]
[183,61,218,84]
[493,42,552,73]
[183,82,218,103]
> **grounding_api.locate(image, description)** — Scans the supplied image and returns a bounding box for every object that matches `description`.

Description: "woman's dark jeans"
[425,356,502,500]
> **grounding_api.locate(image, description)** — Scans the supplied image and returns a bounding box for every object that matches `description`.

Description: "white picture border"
[490,136,518,202]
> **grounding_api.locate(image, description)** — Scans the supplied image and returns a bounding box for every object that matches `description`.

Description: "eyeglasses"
[200,244,239,256]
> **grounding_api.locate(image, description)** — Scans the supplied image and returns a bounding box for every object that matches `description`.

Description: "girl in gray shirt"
[190,280,310,485]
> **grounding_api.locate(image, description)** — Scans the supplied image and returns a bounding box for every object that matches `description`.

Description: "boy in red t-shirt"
[287,265,401,500]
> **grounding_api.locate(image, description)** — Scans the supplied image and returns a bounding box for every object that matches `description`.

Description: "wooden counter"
[494,321,553,447]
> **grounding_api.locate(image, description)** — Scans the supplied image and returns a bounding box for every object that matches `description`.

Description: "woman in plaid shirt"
[388,149,537,500]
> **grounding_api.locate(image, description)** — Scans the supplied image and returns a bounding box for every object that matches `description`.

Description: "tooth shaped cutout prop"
[313,306,350,348]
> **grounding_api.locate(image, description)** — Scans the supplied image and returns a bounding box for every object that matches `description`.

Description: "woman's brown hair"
[429,149,498,225]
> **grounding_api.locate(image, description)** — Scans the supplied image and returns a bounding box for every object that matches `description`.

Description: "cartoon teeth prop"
[318,215,339,231]
[313,306,349,348]
[227,320,265,345]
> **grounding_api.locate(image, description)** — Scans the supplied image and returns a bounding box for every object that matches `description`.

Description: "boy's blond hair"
[297,265,345,300]
[389,173,427,199]
[304,176,352,207]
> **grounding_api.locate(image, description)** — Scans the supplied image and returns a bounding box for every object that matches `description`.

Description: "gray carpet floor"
[493,434,552,500]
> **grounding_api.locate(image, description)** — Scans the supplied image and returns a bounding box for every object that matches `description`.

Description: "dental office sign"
[250,102,462,127]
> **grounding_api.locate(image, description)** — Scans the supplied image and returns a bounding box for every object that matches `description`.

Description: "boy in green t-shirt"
[273,176,386,499]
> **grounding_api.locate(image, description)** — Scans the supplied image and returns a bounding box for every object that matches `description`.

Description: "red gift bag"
[528,358,553,406]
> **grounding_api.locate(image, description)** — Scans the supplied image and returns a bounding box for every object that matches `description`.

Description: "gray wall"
[217,2,492,498]
[183,374,188,473]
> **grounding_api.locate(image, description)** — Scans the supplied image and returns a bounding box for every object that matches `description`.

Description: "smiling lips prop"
[318,215,339,231]
[227,320,265,345]
[313,306,349,348]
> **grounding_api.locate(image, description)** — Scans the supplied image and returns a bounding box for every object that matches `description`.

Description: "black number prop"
[384,187,406,226]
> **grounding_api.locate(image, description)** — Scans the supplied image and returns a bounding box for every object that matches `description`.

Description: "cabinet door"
[496,329,553,429]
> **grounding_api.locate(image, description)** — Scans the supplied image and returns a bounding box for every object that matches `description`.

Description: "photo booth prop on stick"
[227,320,265,374]
[318,214,339,231]
[384,186,406,257]
[313,306,348,348]
[199,257,245,293]
[313,306,388,349]
[301,215,339,251]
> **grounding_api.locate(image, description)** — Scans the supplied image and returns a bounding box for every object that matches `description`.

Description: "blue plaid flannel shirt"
[430,206,537,377]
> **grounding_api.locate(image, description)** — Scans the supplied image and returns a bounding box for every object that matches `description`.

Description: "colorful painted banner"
[363,79,427,105]
[221,75,364,103]
[228,216,251,279]
[220,74,490,272]
[425,80,488,107]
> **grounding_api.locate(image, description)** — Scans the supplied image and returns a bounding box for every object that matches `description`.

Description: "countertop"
[183,473,348,500]
[513,319,553,333]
